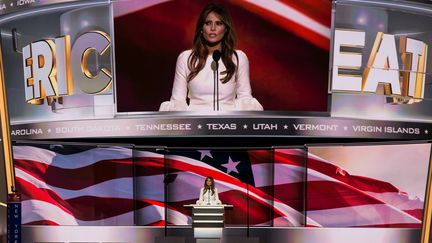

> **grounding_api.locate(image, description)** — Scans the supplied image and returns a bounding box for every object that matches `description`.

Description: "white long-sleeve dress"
[160,50,263,111]
[196,187,222,206]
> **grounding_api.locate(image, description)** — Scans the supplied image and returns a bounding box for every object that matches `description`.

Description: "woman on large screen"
[159,3,263,111]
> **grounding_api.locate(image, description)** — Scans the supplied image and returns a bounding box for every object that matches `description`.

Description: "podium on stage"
[184,204,233,242]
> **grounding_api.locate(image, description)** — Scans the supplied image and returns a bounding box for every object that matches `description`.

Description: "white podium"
[184,204,233,243]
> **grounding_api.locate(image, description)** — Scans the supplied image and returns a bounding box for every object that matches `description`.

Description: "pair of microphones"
[211,50,221,111]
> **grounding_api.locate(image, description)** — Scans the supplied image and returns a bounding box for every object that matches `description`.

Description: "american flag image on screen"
[14,144,427,227]
[306,144,429,228]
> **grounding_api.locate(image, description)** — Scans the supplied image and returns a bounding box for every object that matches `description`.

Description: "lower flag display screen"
[307,143,431,227]
[12,142,431,228]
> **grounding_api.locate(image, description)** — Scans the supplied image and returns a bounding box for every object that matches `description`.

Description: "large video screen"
[14,142,431,228]
[0,3,114,124]
[330,0,432,121]
[136,147,305,227]
[114,0,331,113]
[165,148,273,226]
[13,143,134,226]
[14,143,307,227]
[307,143,431,227]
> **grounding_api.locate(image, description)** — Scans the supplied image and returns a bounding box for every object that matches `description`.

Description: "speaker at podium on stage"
[184,176,232,243]
[193,176,226,233]
[196,176,222,206]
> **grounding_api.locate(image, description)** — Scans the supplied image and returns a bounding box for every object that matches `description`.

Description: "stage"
[22,226,421,243]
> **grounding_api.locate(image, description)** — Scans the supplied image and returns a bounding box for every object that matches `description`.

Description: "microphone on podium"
[211,50,221,111]
[212,50,222,64]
